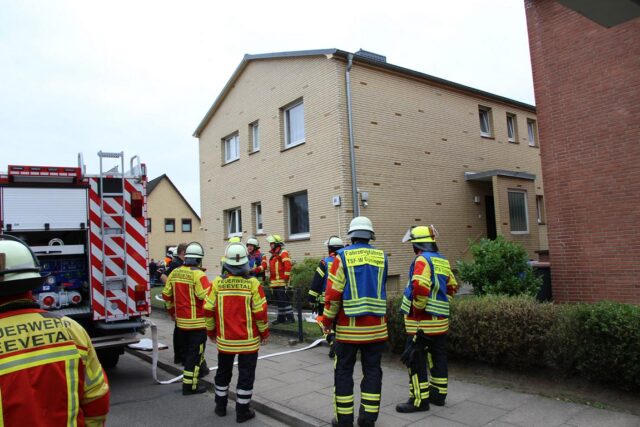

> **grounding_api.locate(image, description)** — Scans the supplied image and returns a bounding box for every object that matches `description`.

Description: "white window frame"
[250,122,260,152]
[226,208,242,237]
[224,133,240,163]
[287,191,309,240]
[508,190,529,234]
[479,106,492,137]
[527,119,538,147]
[254,202,263,234]
[507,113,517,143]
[284,101,305,148]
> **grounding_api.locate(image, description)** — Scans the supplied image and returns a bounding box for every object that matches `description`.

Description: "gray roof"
[464,170,536,182]
[193,49,536,138]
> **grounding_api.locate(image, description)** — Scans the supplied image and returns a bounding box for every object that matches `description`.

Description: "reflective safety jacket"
[308,254,336,305]
[162,266,212,330]
[268,247,291,288]
[400,251,458,335]
[248,250,267,278]
[322,243,389,344]
[0,304,110,427]
[203,275,269,354]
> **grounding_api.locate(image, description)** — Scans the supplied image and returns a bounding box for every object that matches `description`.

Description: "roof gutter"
[345,53,360,218]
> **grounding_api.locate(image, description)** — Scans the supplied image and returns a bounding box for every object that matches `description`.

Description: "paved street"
[107,352,285,427]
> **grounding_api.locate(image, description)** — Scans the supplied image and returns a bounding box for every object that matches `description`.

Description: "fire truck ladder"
[98,151,129,322]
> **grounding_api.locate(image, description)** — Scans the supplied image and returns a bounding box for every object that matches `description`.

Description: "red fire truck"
[0,151,150,367]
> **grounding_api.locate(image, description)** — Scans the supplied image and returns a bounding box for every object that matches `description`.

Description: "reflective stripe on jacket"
[308,255,335,305]
[162,266,211,330]
[268,248,291,288]
[0,307,110,427]
[322,243,389,344]
[337,243,387,317]
[400,251,458,335]
[203,275,269,354]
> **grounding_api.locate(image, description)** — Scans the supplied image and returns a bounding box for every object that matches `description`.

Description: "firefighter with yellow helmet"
[0,235,110,425]
[266,234,293,324]
[321,217,388,427]
[162,241,212,395]
[204,242,269,423]
[396,225,458,413]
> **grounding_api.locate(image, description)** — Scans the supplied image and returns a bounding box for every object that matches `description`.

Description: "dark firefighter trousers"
[403,333,448,406]
[173,323,186,364]
[273,287,294,322]
[334,341,385,426]
[214,352,259,415]
[182,329,208,392]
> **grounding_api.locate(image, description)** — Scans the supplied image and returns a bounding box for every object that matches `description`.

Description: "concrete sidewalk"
[129,312,640,427]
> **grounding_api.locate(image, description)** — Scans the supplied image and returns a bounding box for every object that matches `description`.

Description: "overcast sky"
[0,0,534,214]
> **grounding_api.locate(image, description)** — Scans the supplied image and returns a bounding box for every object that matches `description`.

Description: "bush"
[386,295,406,354]
[448,295,556,368]
[290,258,321,300]
[548,302,640,390]
[457,236,541,297]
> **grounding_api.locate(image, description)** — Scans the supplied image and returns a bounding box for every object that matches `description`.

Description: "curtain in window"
[528,122,536,145]
[289,193,309,234]
[507,116,515,140]
[287,103,305,145]
[252,124,260,151]
[479,110,490,134]
[508,192,527,232]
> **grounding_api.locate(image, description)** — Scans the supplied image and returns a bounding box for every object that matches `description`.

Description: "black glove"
[400,345,416,368]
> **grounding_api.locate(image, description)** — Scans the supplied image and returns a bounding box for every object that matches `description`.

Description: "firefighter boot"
[331,418,353,427]
[182,383,207,395]
[357,414,375,427]
[236,405,255,423]
[395,399,429,413]
[215,395,227,417]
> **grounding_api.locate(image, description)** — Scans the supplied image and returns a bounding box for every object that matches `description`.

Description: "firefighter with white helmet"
[162,241,212,395]
[266,234,294,324]
[204,242,269,423]
[160,243,188,364]
[0,235,110,425]
[396,225,458,413]
[246,237,267,281]
[321,217,388,427]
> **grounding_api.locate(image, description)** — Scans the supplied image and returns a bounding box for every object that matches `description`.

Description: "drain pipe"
[346,53,360,218]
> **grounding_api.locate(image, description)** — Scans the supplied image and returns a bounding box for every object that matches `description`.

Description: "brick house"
[194,49,547,292]
[525,0,640,303]
[146,174,202,262]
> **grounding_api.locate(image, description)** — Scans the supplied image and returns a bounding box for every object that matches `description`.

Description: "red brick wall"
[525,0,640,303]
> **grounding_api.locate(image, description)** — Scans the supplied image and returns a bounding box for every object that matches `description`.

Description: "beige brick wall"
[147,178,202,262]
[197,55,546,288]
[198,56,352,275]
[492,176,540,254]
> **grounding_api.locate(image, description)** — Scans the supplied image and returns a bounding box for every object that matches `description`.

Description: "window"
[181,219,192,233]
[527,119,538,147]
[287,191,309,238]
[164,218,175,233]
[224,133,240,163]
[250,122,260,152]
[226,208,242,237]
[536,195,546,225]
[147,218,152,232]
[507,113,518,143]
[253,202,263,234]
[479,106,493,137]
[284,101,305,148]
[508,191,529,233]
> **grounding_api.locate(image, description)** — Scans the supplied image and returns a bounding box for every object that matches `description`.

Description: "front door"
[485,196,497,239]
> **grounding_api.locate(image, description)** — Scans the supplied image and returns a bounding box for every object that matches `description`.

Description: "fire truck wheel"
[97,348,122,369]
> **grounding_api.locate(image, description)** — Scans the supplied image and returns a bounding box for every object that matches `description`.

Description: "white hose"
[145,320,325,385]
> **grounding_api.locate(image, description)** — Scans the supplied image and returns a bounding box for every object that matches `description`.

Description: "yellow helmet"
[402,225,436,243]
[266,234,284,244]
[228,236,242,244]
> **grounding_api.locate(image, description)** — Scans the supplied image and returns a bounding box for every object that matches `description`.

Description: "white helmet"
[166,246,177,258]
[0,235,43,297]
[246,237,260,248]
[348,216,375,240]
[324,236,345,248]
[185,242,204,259]
[224,243,249,266]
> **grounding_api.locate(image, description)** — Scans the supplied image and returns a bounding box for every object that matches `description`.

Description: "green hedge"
[386,295,640,391]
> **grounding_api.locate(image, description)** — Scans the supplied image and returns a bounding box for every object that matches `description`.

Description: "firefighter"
[321,217,388,427]
[266,234,293,324]
[309,236,344,357]
[221,236,242,275]
[162,242,212,395]
[396,225,458,413]
[0,235,110,425]
[247,237,267,282]
[160,243,188,365]
[204,242,269,423]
